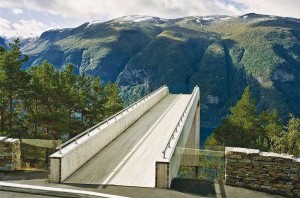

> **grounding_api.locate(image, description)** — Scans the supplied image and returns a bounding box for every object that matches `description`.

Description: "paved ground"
[0,178,201,198]
[214,180,283,198]
[0,191,57,198]
[65,94,191,187]
[0,171,285,198]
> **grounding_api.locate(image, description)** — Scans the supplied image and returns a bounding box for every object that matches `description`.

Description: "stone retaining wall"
[0,137,21,171]
[225,147,300,197]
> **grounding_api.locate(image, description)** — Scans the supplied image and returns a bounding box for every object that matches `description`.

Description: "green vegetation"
[206,86,300,157]
[272,115,300,156]
[0,39,123,140]
[178,149,225,181]
[20,14,300,127]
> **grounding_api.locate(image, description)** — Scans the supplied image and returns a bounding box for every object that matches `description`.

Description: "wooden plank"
[64,94,192,188]
[64,94,179,184]
[107,95,190,187]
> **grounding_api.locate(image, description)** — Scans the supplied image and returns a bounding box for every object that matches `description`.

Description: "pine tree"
[23,62,67,139]
[213,86,259,147]
[272,115,300,156]
[104,82,123,117]
[84,77,105,127]
[0,39,125,141]
[0,48,8,133]
[74,74,90,127]
[0,38,29,134]
[259,110,282,150]
[209,86,282,150]
[59,64,78,135]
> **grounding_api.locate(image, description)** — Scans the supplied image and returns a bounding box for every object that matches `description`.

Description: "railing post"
[162,151,166,159]
[167,142,171,148]
[160,86,198,161]
[54,85,168,152]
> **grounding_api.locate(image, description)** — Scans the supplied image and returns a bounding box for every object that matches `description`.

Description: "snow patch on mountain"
[85,20,105,29]
[114,15,167,24]
[220,16,234,20]
[133,16,155,22]
[193,15,232,26]
[202,16,216,21]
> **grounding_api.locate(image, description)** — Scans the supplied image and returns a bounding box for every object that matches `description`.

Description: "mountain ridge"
[4,13,299,127]
[0,37,8,48]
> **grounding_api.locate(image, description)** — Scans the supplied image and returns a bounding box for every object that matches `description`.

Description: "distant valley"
[1,13,300,127]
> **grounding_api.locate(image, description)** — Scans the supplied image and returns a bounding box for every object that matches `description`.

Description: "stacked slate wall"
[0,137,21,171]
[225,147,300,197]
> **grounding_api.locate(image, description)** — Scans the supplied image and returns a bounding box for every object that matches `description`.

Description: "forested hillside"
[18,13,300,127]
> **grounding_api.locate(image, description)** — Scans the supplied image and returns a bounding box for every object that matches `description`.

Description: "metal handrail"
[56,85,168,153]
[162,86,198,159]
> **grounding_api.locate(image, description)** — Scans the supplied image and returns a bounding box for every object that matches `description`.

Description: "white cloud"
[0,0,244,21]
[0,18,12,30]
[12,8,23,15]
[0,0,299,38]
[233,0,300,18]
[0,0,299,21]
[0,18,59,38]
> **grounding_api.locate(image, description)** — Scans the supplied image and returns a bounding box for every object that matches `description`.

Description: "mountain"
[0,37,8,48]
[18,14,300,127]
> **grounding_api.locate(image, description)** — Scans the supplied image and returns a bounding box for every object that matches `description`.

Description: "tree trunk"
[0,110,4,131]
[8,94,13,132]
[34,102,38,138]
[68,110,72,134]
[45,148,49,165]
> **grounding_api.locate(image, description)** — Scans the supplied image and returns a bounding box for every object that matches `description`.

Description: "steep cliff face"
[20,14,300,127]
[0,37,7,48]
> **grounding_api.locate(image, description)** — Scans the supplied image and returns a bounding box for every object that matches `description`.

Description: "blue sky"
[0,0,299,38]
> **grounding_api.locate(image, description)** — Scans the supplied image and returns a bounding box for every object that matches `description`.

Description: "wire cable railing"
[56,85,168,154]
[162,86,198,159]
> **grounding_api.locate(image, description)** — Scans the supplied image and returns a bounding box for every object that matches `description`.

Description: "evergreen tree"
[259,110,282,150]
[209,86,282,150]
[59,64,78,135]
[272,115,300,157]
[74,74,90,126]
[0,38,29,134]
[213,86,259,148]
[23,62,67,139]
[0,40,125,141]
[104,82,123,117]
[84,77,105,127]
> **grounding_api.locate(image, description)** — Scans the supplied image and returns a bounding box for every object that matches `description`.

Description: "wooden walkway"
[64,94,191,187]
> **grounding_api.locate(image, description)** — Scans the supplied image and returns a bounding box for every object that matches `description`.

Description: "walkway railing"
[56,85,167,153]
[162,86,198,159]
